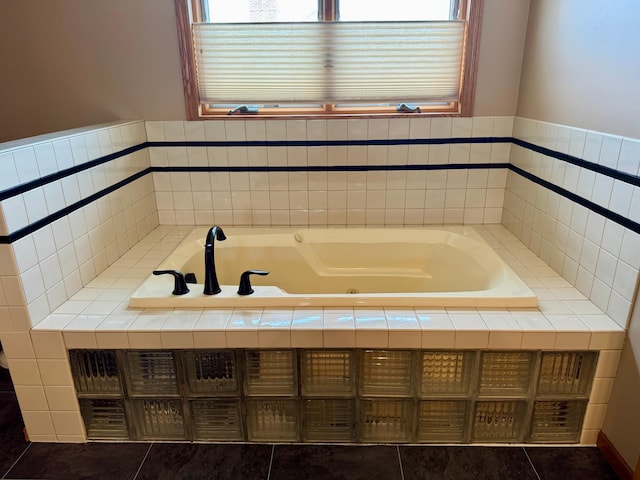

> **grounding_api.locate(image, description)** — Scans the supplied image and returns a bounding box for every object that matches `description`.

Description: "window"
[175,0,482,118]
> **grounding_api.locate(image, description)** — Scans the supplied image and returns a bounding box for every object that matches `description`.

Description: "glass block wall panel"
[479,352,533,396]
[303,399,356,442]
[131,398,186,440]
[245,350,297,396]
[529,400,587,443]
[79,398,129,440]
[359,399,413,442]
[301,350,355,397]
[420,351,474,396]
[472,400,527,442]
[417,400,467,442]
[124,351,179,396]
[246,400,299,441]
[361,350,413,396]
[190,399,243,441]
[538,352,597,397]
[184,350,239,395]
[70,350,121,395]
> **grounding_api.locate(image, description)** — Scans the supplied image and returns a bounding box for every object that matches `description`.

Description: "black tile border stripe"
[0,143,147,202]
[0,168,151,244]
[0,136,638,244]
[146,137,511,148]
[512,138,640,187]
[509,164,640,234]
[152,163,508,173]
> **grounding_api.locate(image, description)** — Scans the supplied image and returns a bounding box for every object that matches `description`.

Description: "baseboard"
[597,431,635,480]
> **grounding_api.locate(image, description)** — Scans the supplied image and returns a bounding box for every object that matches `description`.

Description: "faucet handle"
[237,270,269,296]
[153,270,190,295]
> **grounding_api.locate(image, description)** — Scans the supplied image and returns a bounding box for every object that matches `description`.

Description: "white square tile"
[44,386,79,411]
[2,195,29,233]
[160,331,194,348]
[582,403,607,431]
[96,331,130,349]
[21,411,55,437]
[51,411,85,436]
[193,329,227,348]
[589,377,615,404]
[15,385,49,410]
[225,329,259,348]
[31,331,67,359]
[5,358,42,385]
[580,429,601,446]
[323,329,356,348]
[323,309,356,347]
[1,331,35,359]
[37,359,74,386]
[578,314,626,350]
[128,331,162,349]
[594,350,622,378]
[454,330,489,349]
[481,313,523,349]
[617,138,640,175]
[554,331,591,350]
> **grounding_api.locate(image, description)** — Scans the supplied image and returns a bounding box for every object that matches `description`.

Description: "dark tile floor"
[0,366,620,480]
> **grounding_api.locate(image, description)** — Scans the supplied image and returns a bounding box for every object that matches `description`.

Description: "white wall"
[513,0,640,469]
[0,0,530,142]
[517,0,640,138]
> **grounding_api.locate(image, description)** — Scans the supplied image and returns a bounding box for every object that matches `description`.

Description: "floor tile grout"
[522,447,542,480]
[131,442,154,480]
[1,442,32,480]
[396,445,405,480]
[266,444,275,480]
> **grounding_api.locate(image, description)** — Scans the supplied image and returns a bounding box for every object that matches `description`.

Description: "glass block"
[359,399,413,442]
[479,352,533,396]
[131,398,186,440]
[529,400,587,443]
[303,399,355,442]
[124,351,179,396]
[420,351,474,396]
[246,400,299,441]
[69,350,121,395]
[472,400,526,442]
[301,350,355,397]
[360,350,413,397]
[184,350,239,395]
[417,400,467,443]
[538,352,597,397]
[245,350,297,396]
[190,399,243,441]
[79,398,129,440]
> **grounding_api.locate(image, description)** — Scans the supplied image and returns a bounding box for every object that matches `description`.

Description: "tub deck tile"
[28,225,626,353]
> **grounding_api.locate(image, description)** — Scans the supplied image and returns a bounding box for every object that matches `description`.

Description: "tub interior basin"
[130,227,537,308]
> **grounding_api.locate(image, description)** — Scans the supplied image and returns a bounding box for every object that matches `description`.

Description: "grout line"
[131,442,154,480]
[266,444,275,480]
[396,445,405,480]
[1,442,32,480]
[522,446,542,480]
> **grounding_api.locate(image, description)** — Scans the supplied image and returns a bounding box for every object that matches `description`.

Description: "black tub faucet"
[203,225,226,295]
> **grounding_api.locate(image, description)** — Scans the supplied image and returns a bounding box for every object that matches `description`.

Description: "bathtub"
[129,227,536,308]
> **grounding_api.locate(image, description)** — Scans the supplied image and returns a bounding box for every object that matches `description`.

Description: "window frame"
[174,0,483,119]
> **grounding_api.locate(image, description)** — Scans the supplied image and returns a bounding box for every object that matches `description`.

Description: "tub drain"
[346,288,359,294]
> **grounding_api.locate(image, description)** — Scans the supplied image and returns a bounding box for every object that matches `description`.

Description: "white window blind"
[193,21,465,105]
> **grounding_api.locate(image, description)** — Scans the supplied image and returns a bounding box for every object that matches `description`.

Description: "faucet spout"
[203,226,227,295]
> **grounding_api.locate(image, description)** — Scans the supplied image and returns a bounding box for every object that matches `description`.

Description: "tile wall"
[0,121,158,440]
[0,114,638,442]
[146,116,513,227]
[504,117,640,328]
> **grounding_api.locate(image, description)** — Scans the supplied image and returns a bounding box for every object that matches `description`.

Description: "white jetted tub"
[130,227,537,308]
